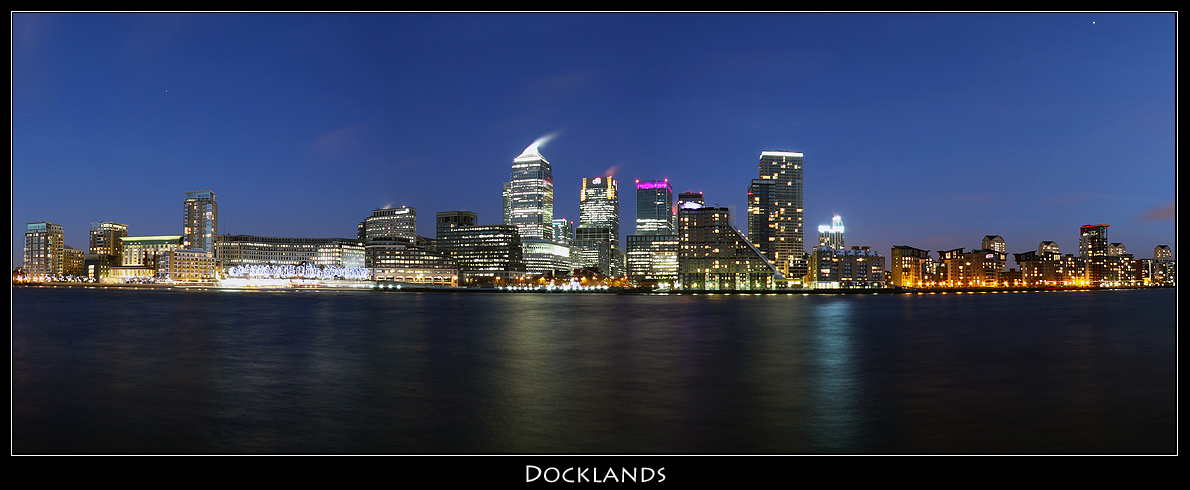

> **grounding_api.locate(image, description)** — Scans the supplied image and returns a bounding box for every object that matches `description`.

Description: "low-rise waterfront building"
[808,245,885,289]
[626,234,679,286]
[217,235,365,270]
[157,249,218,282]
[121,236,185,268]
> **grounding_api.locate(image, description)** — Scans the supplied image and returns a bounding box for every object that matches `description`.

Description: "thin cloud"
[1138,201,1176,221]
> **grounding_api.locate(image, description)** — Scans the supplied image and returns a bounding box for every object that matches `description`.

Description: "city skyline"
[12,13,1177,270]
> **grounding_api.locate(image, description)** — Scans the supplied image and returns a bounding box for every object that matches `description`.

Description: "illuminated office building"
[628,179,677,285]
[552,218,574,246]
[575,176,620,275]
[677,205,782,291]
[1151,245,1176,285]
[506,140,554,241]
[365,237,458,286]
[437,211,479,240]
[63,246,85,277]
[817,215,844,250]
[437,224,526,285]
[626,234,679,285]
[23,222,64,279]
[522,238,573,276]
[635,179,674,236]
[360,206,417,242]
[747,150,805,281]
[183,190,218,254]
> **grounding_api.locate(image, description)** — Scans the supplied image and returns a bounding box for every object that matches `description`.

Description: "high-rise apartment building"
[24,221,65,279]
[1080,224,1110,286]
[90,222,128,257]
[505,141,554,241]
[183,190,218,254]
[634,179,674,236]
[747,150,805,280]
[1079,224,1110,258]
[817,215,844,250]
[360,206,417,242]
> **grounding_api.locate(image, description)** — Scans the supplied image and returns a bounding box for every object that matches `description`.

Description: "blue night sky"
[11,12,1177,270]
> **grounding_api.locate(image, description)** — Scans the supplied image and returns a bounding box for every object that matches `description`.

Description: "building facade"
[217,235,366,270]
[365,237,458,286]
[626,234,679,286]
[90,222,128,257]
[23,222,65,279]
[505,141,554,241]
[635,179,674,236]
[360,206,418,242]
[890,245,932,288]
[575,176,620,275]
[747,150,806,281]
[183,190,218,255]
[808,245,886,289]
[817,215,845,250]
[436,224,526,285]
[677,205,782,291]
[157,249,218,282]
[121,236,185,267]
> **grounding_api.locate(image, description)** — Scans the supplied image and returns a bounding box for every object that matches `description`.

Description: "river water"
[11,286,1176,454]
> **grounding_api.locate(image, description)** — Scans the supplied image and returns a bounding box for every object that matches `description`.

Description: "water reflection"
[12,287,1176,454]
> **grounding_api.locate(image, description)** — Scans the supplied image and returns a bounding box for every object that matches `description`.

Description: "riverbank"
[13,281,1174,294]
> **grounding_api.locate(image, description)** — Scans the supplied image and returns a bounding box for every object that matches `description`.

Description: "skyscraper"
[506,140,554,241]
[575,176,619,274]
[183,190,218,254]
[747,150,805,280]
[628,179,678,286]
[634,179,674,236]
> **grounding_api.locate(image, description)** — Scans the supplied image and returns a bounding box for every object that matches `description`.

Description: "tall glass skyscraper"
[575,176,619,274]
[505,140,554,241]
[747,151,804,279]
[635,179,674,236]
[183,190,218,254]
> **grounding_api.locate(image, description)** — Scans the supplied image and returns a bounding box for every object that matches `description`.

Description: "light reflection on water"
[12,287,1176,454]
